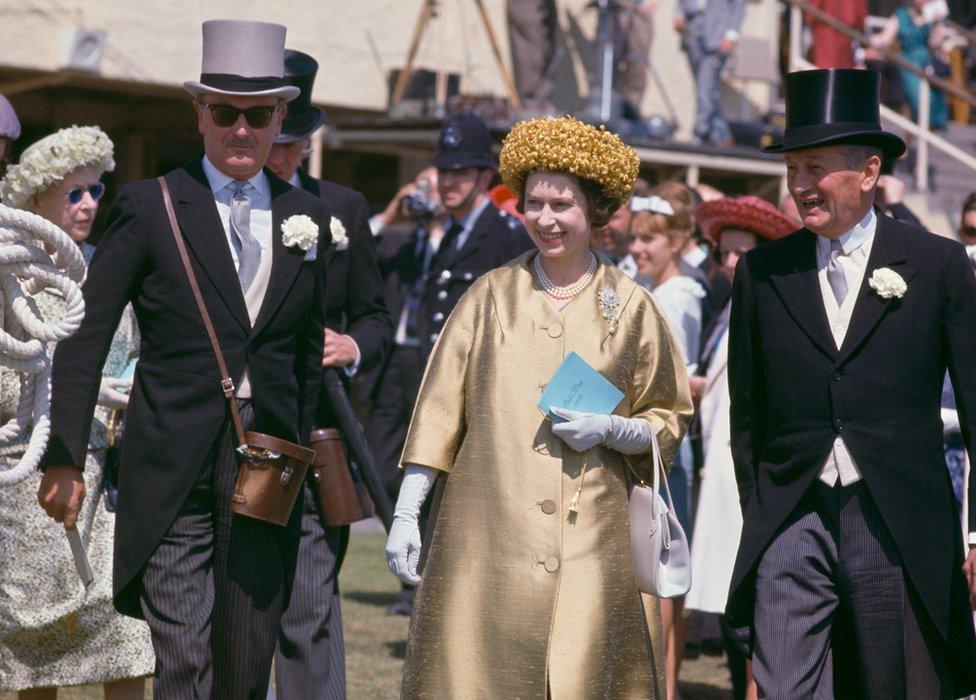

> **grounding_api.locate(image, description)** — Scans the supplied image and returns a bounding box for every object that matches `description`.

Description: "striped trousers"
[139,402,302,699]
[752,481,952,699]
[275,482,349,699]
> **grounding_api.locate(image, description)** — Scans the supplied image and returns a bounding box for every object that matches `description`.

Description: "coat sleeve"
[340,190,393,375]
[42,185,149,469]
[399,279,487,473]
[727,253,766,509]
[941,244,976,535]
[625,291,694,481]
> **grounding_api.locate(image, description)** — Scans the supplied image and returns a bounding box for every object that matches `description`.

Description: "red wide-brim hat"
[697,196,798,244]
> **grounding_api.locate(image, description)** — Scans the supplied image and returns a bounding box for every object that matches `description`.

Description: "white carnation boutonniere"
[599,287,621,335]
[281,214,320,252]
[867,267,907,300]
[329,216,349,251]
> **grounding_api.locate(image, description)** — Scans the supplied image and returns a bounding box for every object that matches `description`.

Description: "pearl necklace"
[533,252,598,299]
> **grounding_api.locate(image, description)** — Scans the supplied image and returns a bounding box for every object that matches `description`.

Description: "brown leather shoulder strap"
[157,176,247,446]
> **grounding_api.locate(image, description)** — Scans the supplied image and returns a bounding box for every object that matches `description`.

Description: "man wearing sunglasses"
[39,20,333,699]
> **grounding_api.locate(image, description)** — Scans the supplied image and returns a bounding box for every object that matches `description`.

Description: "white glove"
[550,407,653,455]
[97,377,132,410]
[385,464,437,585]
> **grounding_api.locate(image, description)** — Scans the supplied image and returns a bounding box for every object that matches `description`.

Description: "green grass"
[2,531,730,699]
[339,532,411,699]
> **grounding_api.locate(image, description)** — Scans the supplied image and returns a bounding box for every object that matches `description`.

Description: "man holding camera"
[367,110,531,614]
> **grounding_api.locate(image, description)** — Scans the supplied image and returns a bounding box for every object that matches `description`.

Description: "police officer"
[266,50,393,699]
[420,110,533,353]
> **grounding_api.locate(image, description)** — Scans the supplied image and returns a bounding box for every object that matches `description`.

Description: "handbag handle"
[626,427,678,525]
[157,176,248,447]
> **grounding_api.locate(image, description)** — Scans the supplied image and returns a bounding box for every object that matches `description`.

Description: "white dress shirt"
[201,156,273,398]
[815,208,877,486]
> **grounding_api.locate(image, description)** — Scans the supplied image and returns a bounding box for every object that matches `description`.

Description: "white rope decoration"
[0,203,85,486]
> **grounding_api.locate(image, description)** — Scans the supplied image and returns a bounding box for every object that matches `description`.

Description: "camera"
[402,183,439,220]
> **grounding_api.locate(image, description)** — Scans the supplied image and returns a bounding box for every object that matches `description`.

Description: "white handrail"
[788,3,976,192]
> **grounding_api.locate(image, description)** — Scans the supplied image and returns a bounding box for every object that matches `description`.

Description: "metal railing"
[787,0,976,192]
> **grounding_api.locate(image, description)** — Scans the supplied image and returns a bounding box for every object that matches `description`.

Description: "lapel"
[835,215,914,366]
[170,159,250,333]
[769,230,838,361]
[298,169,336,268]
[249,169,317,338]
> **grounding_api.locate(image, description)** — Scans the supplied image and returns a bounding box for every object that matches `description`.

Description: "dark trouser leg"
[837,483,953,699]
[506,0,558,100]
[139,446,217,699]
[275,483,349,700]
[210,402,302,700]
[721,616,747,700]
[752,484,838,699]
[367,345,425,505]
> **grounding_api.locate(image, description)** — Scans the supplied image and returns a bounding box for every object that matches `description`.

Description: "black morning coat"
[418,200,533,354]
[41,157,332,617]
[726,211,976,691]
[296,168,393,429]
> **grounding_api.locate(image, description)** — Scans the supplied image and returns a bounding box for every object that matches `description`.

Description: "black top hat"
[276,50,326,144]
[432,110,496,170]
[764,69,906,159]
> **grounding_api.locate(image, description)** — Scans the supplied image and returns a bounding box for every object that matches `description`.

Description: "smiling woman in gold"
[385,116,693,699]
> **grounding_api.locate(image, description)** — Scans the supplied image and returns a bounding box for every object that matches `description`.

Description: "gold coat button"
[540,499,557,514]
[547,323,563,338]
[544,556,560,573]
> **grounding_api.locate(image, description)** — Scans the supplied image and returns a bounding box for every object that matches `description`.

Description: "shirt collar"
[202,155,269,197]
[817,207,876,256]
[288,171,301,188]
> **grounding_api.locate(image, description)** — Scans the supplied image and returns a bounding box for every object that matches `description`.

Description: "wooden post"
[390,0,435,109]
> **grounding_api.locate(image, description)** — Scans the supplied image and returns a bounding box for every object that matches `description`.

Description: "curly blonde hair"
[0,125,115,209]
[499,116,639,211]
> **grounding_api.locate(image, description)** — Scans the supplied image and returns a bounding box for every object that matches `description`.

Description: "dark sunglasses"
[67,182,105,204]
[199,99,278,129]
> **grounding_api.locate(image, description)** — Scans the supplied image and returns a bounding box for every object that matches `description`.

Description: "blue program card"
[538,351,625,420]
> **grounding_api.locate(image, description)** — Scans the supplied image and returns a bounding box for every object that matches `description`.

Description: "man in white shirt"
[727,68,976,698]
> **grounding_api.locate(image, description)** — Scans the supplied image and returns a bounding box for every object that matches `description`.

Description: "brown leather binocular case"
[309,428,375,527]
[231,431,315,526]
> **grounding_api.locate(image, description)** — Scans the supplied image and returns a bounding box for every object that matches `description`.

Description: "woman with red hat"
[684,195,795,700]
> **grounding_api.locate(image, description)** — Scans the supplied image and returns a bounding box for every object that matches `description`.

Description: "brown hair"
[629,181,695,243]
[516,173,620,229]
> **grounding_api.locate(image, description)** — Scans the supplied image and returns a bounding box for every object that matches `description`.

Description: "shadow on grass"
[679,681,734,700]
[345,590,401,607]
[385,639,407,659]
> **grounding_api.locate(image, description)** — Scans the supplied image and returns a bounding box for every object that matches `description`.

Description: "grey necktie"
[827,238,848,306]
[229,180,261,294]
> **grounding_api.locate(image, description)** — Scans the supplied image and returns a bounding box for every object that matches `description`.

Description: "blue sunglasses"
[67,182,105,204]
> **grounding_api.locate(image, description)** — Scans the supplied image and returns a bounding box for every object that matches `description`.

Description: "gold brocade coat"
[400,253,693,699]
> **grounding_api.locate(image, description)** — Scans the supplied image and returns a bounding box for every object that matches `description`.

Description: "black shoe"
[386,588,415,616]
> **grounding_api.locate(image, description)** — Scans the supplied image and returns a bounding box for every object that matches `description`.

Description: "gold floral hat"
[0,125,115,209]
[498,116,639,208]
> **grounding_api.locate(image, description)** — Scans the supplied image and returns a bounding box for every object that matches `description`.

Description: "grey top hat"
[183,20,300,102]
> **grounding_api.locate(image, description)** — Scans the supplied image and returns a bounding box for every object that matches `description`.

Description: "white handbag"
[627,432,692,598]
